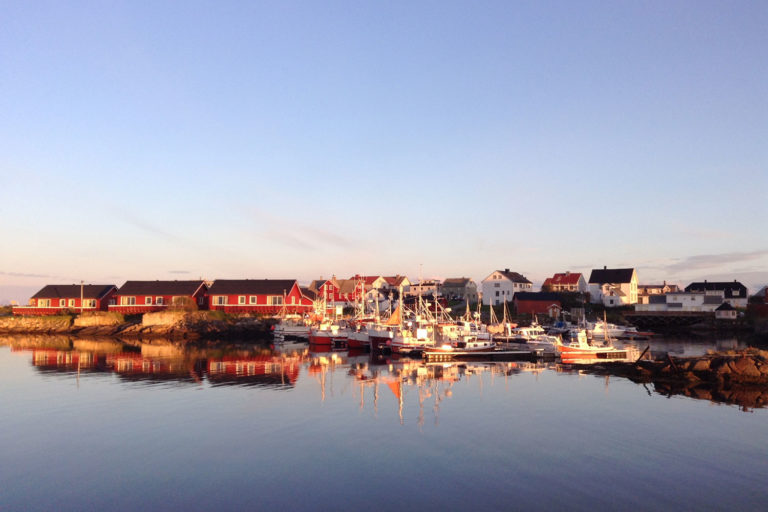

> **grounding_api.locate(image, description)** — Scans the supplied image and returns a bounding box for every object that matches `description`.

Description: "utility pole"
[80,280,84,313]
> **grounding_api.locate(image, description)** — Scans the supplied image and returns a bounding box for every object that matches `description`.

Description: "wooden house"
[513,292,562,317]
[542,272,587,293]
[481,269,533,306]
[588,267,638,307]
[14,284,117,316]
[208,279,312,314]
[109,280,208,314]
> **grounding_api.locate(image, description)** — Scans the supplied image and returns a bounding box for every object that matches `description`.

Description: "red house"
[13,284,117,316]
[109,280,208,314]
[207,279,312,314]
[513,292,562,317]
[309,277,365,307]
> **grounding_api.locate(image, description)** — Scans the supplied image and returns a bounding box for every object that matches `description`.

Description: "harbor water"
[1,335,766,511]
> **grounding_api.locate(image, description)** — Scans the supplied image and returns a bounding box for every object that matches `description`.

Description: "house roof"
[349,276,382,286]
[336,279,359,295]
[442,278,473,287]
[300,287,317,300]
[32,284,116,300]
[308,280,327,293]
[685,281,747,298]
[512,292,561,302]
[588,268,635,284]
[383,275,408,287]
[543,272,583,286]
[489,270,531,284]
[716,303,736,311]
[116,280,207,296]
[208,279,297,295]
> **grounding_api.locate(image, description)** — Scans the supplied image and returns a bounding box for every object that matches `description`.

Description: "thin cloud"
[251,208,355,250]
[664,250,768,273]
[0,271,54,279]
[169,270,190,274]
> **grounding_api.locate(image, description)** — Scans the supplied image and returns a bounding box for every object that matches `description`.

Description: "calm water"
[1,335,767,511]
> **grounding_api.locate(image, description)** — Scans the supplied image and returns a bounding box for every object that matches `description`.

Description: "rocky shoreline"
[0,311,275,341]
[565,348,768,410]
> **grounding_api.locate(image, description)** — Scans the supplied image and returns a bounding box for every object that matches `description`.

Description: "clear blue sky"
[1,1,766,303]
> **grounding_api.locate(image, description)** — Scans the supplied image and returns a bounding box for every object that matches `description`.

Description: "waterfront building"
[481,269,533,306]
[208,279,312,314]
[588,267,638,307]
[635,291,724,312]
[109,280,208,314]
[684,280,749,308]
[441,278,478,303]
[542,272,587,293]
[715,303,738,320]
[407,279,442,297]
[512,291,562,317]
[637,282,680,305]
[13,284,117,316]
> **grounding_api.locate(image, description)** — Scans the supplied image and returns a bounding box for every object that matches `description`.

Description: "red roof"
[545,273,582,286]
[349,276,382,286]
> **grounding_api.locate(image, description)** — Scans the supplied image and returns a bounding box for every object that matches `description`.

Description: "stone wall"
[73,312,124,327]
[0,315,73,333]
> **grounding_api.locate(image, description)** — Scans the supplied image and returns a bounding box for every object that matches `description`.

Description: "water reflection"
[2,334,765,411]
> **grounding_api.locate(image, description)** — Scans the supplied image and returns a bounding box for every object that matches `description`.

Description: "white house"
[634,291,725,312]
[684,281,748,308]
[588,267,638,307]
[481,269,533,306]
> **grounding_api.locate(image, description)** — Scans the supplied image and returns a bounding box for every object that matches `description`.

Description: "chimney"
[505,268,510,273]
[565,271,570,276]
[603,265,607,270]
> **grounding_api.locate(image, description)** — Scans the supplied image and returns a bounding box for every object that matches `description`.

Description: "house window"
[495,291,499,297]
[59,299,66,307]
[84,299,96,308]
[494,283,500,288]
[250,296,257,304]
[145,297,153,305]
[121,297,136,306]
[214,296,227,305]
[268,296,283,306]
[198,296,204,305]
[157,297,164,305]
[39,299,51,308]
[239,296,246,305]
[69,299,76,307]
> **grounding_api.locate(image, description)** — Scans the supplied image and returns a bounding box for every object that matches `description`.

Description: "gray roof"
[513,292,561,302]
[208,279,297,295]
[442,278,473,287]
[116,280,206,296]
[685,281,747,298]
[588,268,635,284]
[32,284,116,300]
[498,270,531,284]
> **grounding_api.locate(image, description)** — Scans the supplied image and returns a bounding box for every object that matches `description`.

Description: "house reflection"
[207,354,302,388]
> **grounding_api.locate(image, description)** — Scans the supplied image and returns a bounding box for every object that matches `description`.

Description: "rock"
[692,359,711,372]
[732,357,762,378]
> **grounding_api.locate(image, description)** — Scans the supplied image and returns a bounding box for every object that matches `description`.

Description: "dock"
[422,349,543,363]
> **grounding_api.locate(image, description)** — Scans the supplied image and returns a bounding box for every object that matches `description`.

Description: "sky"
[1,0,767,304]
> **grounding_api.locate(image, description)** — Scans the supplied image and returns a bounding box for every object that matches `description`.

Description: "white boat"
[274,317,311,339]
[556,330,639,361]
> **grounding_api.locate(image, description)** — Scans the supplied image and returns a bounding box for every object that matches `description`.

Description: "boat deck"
[422,349,545,363]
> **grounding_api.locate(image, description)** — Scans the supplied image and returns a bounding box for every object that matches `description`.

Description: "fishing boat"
[556,329,639,361]
[346,323,371,350]
[430,335,497,353]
